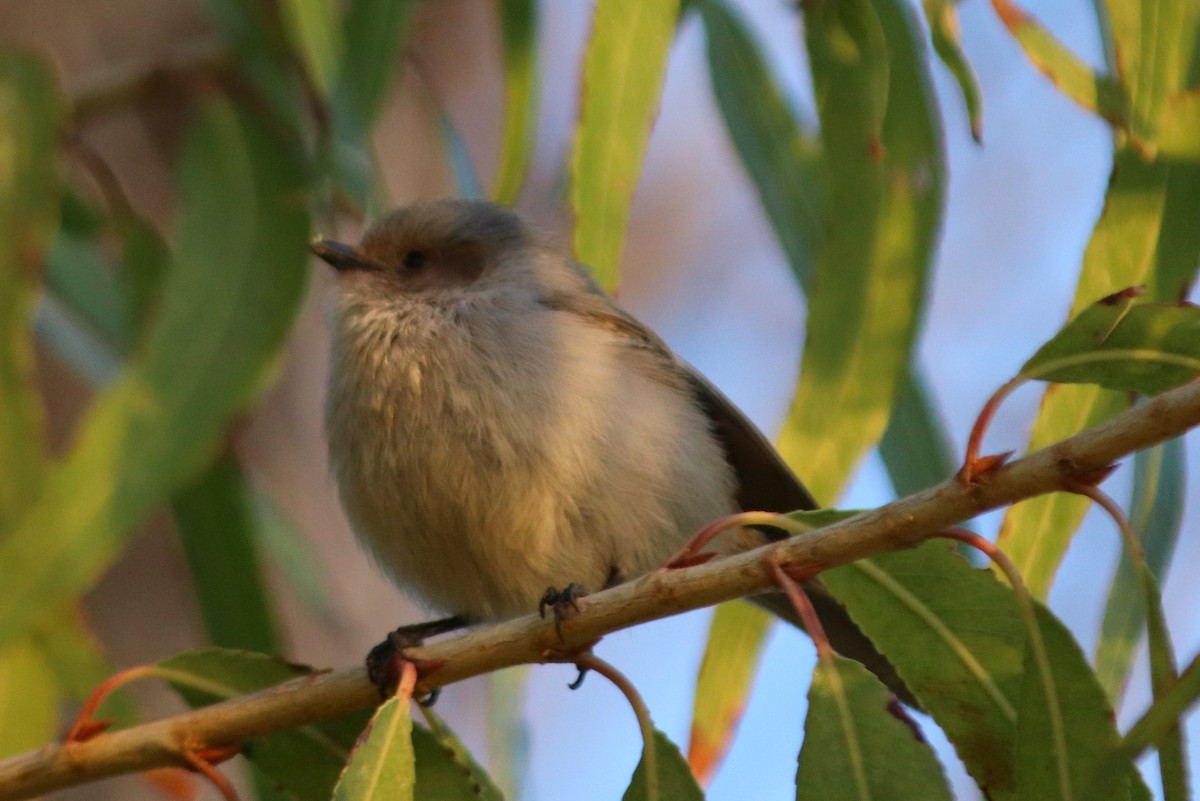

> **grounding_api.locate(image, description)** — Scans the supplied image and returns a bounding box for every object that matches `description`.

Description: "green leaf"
[415,708,505,800]
[0,95,310,649]
[622,729,703,801]
[990,0,1128,127]
[29,604,137,727]
[280,0,342,97]
[1087,650,1200,796]
[785,508,864,529]
[779,0,945,504]
[879,371,958,497]
[1158,90,1200,158]
[201,0,310,137]
[491,0,539,206]
[796,655,952,801]
[487,667,530,800]
[333,695,415,801]
[42,232,132,354]
[1019,297,1200,394]
[699,0,823,289]
[570,0,681,291]
[252,486,333,620]
[822,542,1024,799]
[173,449,281,653]
[1014,605,1149,801]
[1096,439,1186,702]
[1102,0,1199,150]
[329,0,416,210]
[687,601,770,783]
[0,52,63,529]
[0,636,58,759]
[159,648,371,801]
[923,0,984,141]
[996,142,1185,598]
[334,0,415,132]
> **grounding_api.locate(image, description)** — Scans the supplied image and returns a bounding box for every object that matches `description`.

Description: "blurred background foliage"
[0,0,1198,798]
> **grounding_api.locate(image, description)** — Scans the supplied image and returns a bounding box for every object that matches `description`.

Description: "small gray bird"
[314,198,904,696]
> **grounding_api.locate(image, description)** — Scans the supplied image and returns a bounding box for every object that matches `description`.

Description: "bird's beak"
[310,239,378,272]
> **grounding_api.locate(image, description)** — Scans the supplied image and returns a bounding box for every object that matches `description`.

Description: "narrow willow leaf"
[492,0,539,206]
[879,371,958,497]
[687,601,770,783]
[1158,91,1200,158]
[989,0,1128,126]
[280,0,342,97]
[0,52,62,529]
[0,96,310,649]
[252,486,333,619]
[623,729,703,801]
[159,648,372,801]
[1088,651,1200,796]
[416,708,505,800]
[333,695,415,801]
[924,0,984,141]
[173,449,281,653]
[997,143,1199,597]
[116,216,170,339]
[1096,439,1185,702]
[1014,605,1150,801]
[42,233,132,353]
[41,206,168,360]
[823,543,1024,799]
[699,1,957,504]
[779,0,945,504]
[1019,298,1200,394]
[0,636,58,759]
[335,0,416,131]
[487,667,530,800]
[30,605,137,727]
[1102,0,1199,150]
[699,0,822,289]
[200,0,310,138]
[570,0,681,291]
[330,0,416,209]
[796,655,952,801]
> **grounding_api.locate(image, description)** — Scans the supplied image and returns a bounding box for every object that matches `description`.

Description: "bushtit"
[314,199,904,696]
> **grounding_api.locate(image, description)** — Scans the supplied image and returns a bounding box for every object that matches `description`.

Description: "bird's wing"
[536,272,816,515]
[539,271,917,706]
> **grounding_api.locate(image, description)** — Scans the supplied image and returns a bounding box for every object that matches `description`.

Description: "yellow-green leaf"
[779,0,944,504]
[989,0,1128,127]
[687,602,770,783]
[281,0,342,97]
[491,0,539,206]
[0,52,63,528]
[0,636,58,760]
[924,0,984,141]
[333,695,415,801]
[570,0,681,291]
[996,141,1197,598]
[0,95,310,649]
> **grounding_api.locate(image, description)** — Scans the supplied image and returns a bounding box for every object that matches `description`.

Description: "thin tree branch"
[2,378,1199,800]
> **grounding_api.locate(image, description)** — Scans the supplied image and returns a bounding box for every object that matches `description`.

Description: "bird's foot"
[539,583,590,639]
[366,615,466,700]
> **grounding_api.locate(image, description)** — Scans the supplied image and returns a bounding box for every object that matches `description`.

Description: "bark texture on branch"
[2,379,1199,801]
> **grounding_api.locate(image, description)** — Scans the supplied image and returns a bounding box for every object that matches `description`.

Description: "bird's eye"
[402,250,427,270]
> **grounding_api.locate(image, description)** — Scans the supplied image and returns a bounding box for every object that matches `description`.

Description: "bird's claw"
[539,583,590,638]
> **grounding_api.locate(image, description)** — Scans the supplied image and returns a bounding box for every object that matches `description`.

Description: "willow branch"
[2,379,1200,800]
